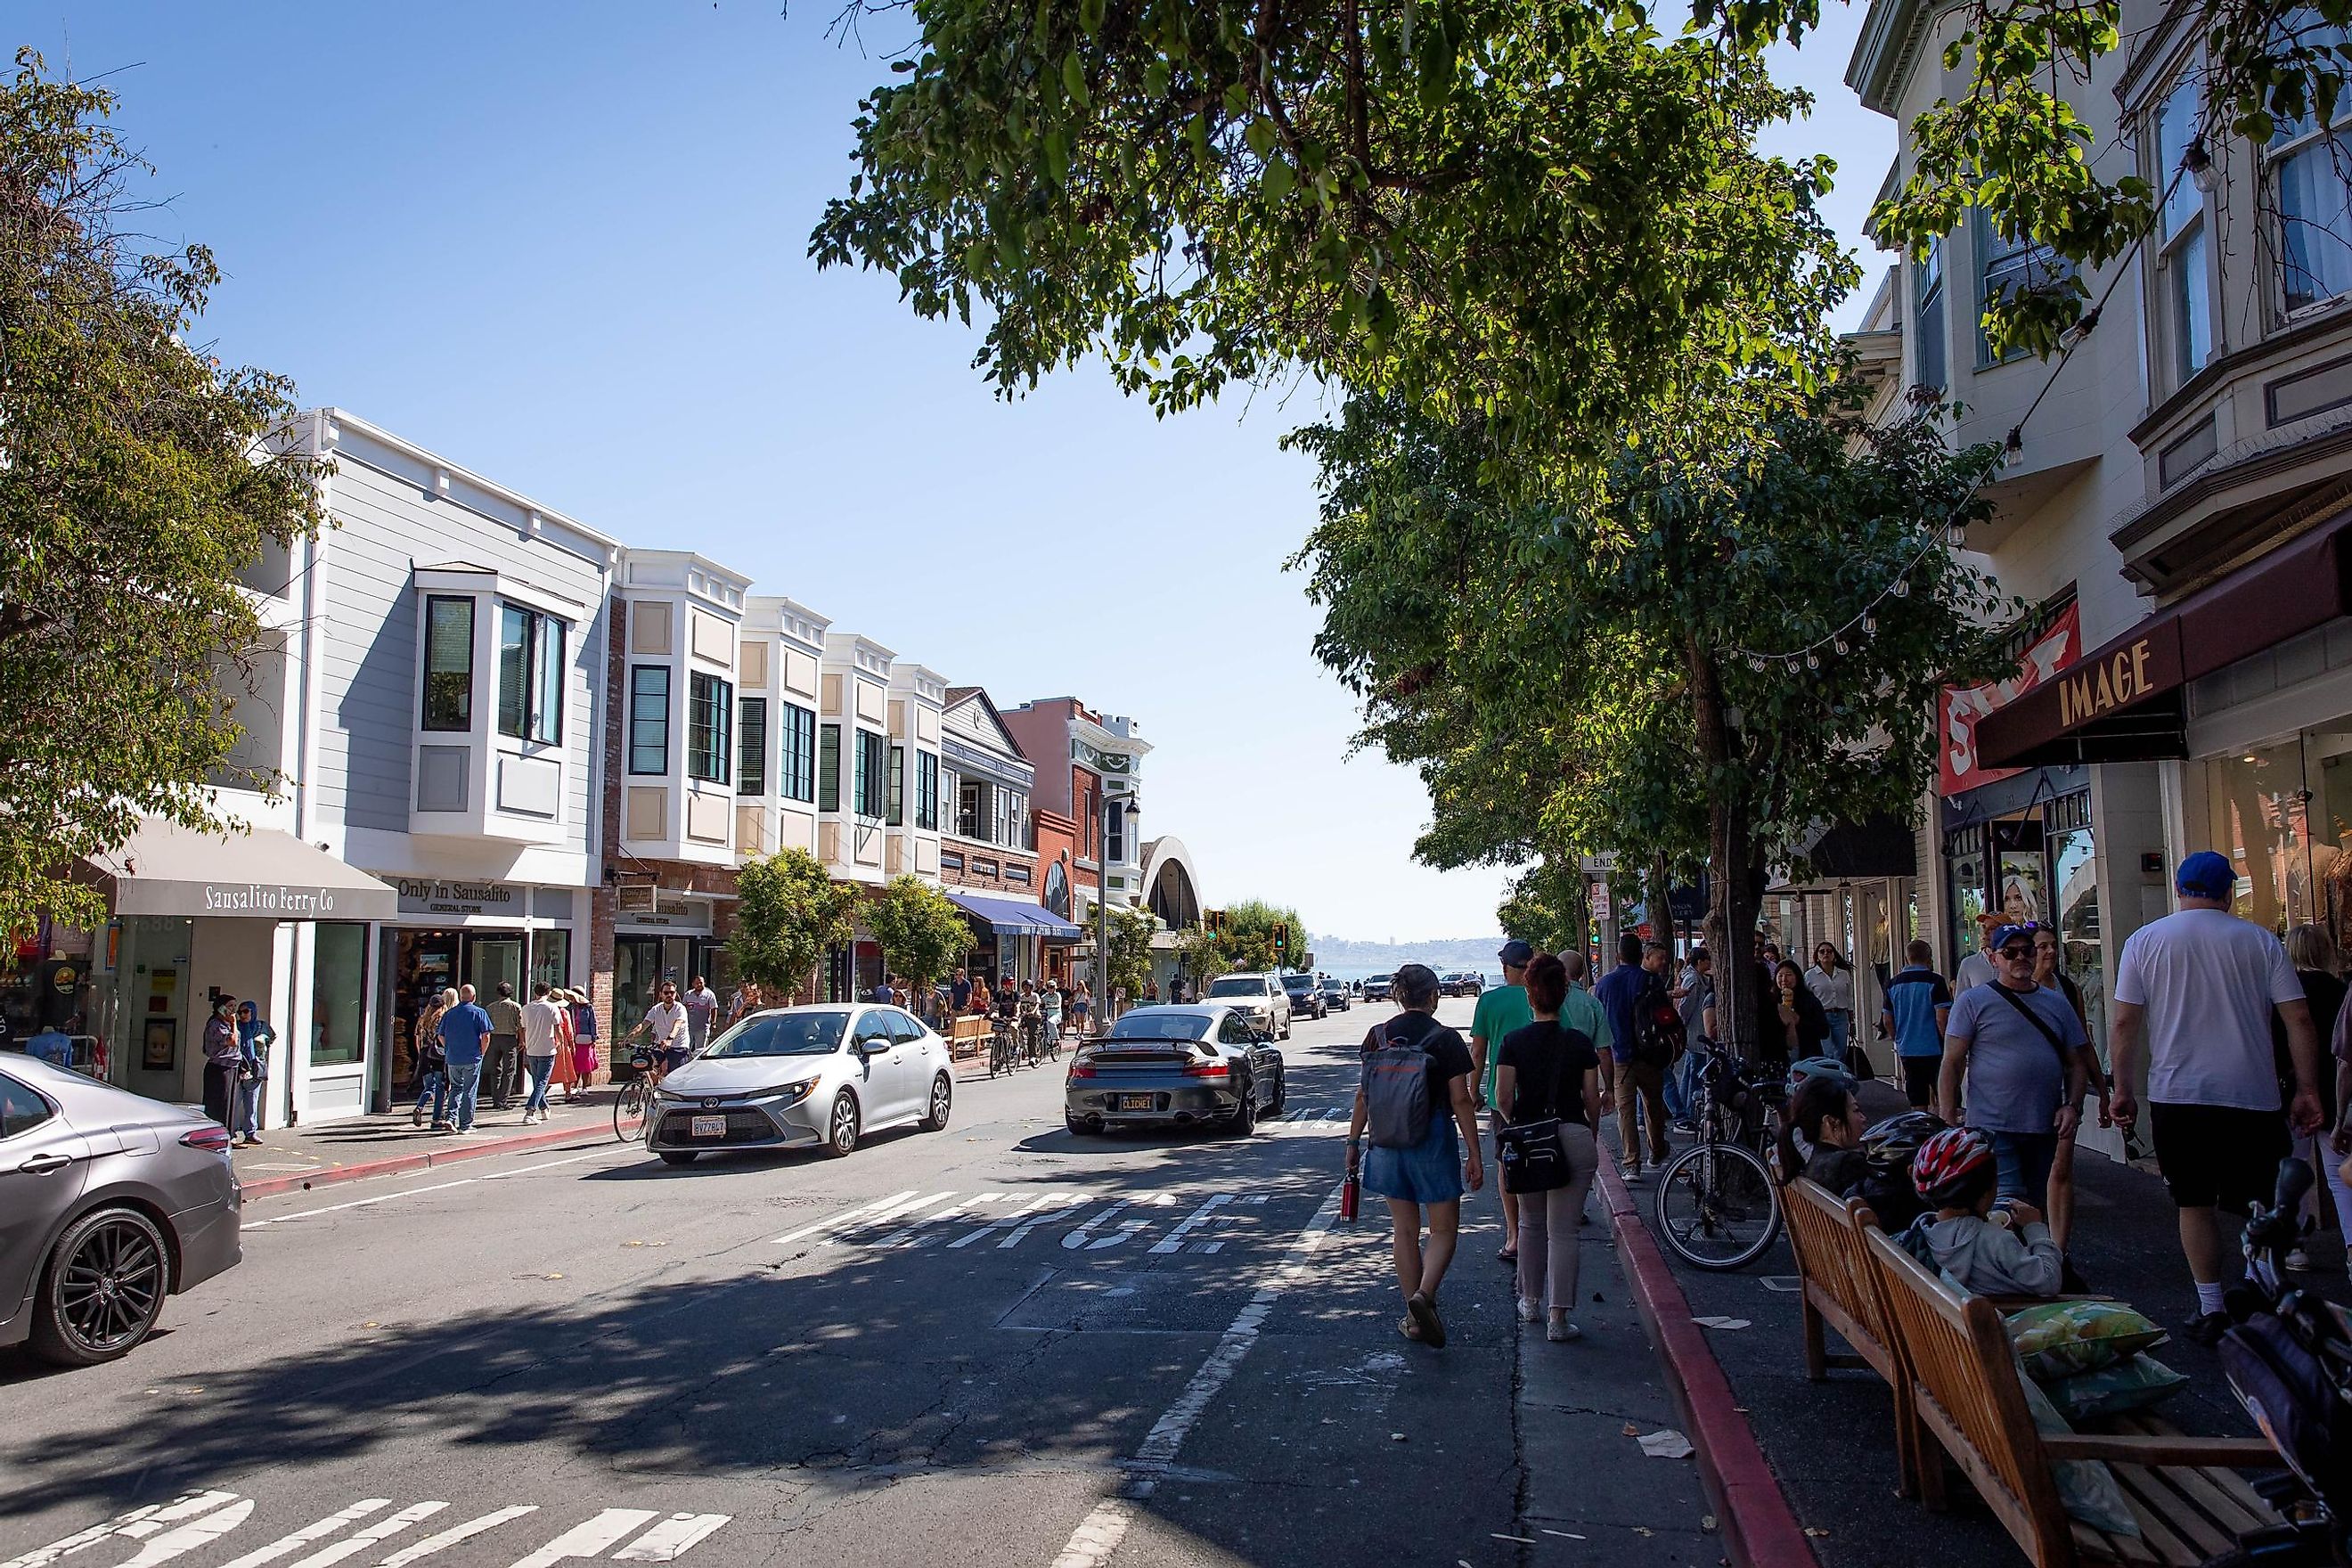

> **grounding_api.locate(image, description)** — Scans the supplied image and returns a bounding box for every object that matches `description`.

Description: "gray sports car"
[1063,1004,1286,1137]
[0,1054,242,1366]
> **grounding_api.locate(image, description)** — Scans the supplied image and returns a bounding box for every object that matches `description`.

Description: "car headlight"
[768,1079,819,1108]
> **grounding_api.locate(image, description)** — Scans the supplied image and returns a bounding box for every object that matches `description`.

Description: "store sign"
[393,878,521,918]
[201,884,349,916]
[2054,633,2180,728]
[1939,602,2081,798]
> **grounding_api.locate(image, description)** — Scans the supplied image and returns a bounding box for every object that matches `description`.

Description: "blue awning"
[944,890,1084,941]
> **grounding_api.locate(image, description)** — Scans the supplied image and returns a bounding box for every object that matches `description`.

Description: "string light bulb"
[1805,652,1819,670]
[1833,639,1848,655]
[1863,615,1877,634]
[1891,577,1910,598]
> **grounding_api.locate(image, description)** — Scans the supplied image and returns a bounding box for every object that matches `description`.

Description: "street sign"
[1590,880,1612,922]
[1637,921,1654,941]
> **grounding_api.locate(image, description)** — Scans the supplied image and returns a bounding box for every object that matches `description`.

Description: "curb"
[1596,1159,1819,1568]
[238,1122,610,1201]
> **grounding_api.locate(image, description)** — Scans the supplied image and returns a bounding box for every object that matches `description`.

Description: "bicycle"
[988,1015,1019,1078]
[1019,1012,1042,1067]
[1652,1048,1785,1270]
[613,1043,657,1143]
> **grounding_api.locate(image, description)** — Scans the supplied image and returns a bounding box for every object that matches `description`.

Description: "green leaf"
[1245,116,1276,156]
[1063,51,1090,107]
[1262,156,1295,199]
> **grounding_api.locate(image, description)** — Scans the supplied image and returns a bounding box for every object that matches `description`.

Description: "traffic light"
[1273,921,1289,960]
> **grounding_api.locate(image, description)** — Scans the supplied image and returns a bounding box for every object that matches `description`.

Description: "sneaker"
[1619,1165,1643,1184]
[411,1107,425,1128]
[2184,1311,2233,1347]
[1547,1319,1583,1343]
[2287,1247,2315,1272]
[430,1121,453,1133]
[1516,1297,1541,1324]
[1670,1120,1698,1137]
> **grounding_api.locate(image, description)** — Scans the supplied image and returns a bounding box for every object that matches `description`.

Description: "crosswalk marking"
[816,1190,954,1246]
[999,1194,1093,1248]
[373,1508,538,1568]
[216,1501,395,1568]
[947,1192,1053,1247]
[872,1192,1000,1246]
[608,1516,728,1563]
[1150,1193,1235,1254]
[771,1190,915,1245]
[116,1501,254,1568]
[4,1493,242,1568]
[288,1504,446,1568]
[502,1511,656,1568]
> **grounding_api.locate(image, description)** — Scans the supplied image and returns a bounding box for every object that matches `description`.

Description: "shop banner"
[1940,602,2081,798]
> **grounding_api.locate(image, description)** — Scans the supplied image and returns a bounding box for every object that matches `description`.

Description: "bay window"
[628,666,669,774]
[915,751,940,832]
[780,703,815,803]
[2158,76,2213,380]
[819,724,840,812]
[496,602,564,744]
[1915,234,1947,391]
[887,744,905,827]
[739,697,767,796]
[422,596,474,731]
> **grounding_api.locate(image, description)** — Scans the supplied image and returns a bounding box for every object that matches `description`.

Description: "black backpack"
[1630,977,1682,1068]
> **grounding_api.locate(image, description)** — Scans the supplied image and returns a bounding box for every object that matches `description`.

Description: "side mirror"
[858,1035,889,1055]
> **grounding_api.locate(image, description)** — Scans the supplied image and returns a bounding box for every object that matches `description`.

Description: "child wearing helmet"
[1899,1126,2062,1298]
[1851,1109,1940,1231]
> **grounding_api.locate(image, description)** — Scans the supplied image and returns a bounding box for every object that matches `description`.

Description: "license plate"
[690,1115,726,1139]
[1119,1094,1155,1112]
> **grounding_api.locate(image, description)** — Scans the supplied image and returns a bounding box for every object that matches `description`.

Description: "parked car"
[1441,971,1487,998]
[647,1004,955,1164]
[0,1055,242,1367]
[1201,971,1293,1039]
[1362,973,1393,1001]
[1279,971,1326,1022]
[1064,1005,1286,1136]
[1319,979,1353,1013]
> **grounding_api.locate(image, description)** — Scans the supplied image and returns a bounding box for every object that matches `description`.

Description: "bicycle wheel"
[613,1079,649,1144]
[1653,1141,1781,1270]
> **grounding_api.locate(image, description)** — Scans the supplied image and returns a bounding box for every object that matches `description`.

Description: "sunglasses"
[1997,945,2035,960]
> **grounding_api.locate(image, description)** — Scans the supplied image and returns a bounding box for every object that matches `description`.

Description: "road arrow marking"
[115,1500,254,1568]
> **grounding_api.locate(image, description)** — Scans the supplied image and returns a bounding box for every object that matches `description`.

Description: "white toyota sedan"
[647,1004,954,1165]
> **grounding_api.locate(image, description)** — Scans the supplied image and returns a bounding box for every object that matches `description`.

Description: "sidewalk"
[1619,1078,2342,1568]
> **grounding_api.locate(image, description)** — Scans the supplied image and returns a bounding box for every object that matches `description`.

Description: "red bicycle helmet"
[1909,1127,1996,1206]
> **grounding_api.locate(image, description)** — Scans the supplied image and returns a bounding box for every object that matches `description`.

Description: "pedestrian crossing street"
[771,1186,1284,1255]
[2,1496,729,1568]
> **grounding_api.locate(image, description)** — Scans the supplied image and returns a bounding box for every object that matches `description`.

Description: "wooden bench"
[1780,1177,1919,1494]
[946,1016,991,1058]
[1860,1224,2281,1566]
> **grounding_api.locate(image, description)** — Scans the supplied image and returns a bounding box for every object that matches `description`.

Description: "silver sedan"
[1064,1004,1286,1137]
[647,1003,956,1164]
[0,1054,242,1366]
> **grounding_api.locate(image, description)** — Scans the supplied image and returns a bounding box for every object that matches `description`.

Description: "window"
[959,777,984,839]
[1915,234,1947,391]
[309,922,367,1067]
[1007,862,1032,885]
[739,698,768,796]
[941,850,965,872]
[495,602,564,744]
[2267,37,2352,315]
[688,672,733,785]
[1107,796,1127,862]
[1977,211,2070,366]
[628,666,670,774]
[887,744,905,827]
[422,596,474,731]
[819,724,840,812]
[2159,76,2213,380]
[993,787,1014,847]
[780,703,815,803]
[0,1071,56,1138]
[855,730,888,818]
[915,751,940,831]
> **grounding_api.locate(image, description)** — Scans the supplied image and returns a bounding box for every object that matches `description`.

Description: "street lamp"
[1096,793,1141,1026]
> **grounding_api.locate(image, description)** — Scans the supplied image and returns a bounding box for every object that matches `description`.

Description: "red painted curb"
[1597,1159,1819,1568]
[237,1123,609,1201]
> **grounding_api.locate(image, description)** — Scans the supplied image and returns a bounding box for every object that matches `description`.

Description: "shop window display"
[311,923,366,1067]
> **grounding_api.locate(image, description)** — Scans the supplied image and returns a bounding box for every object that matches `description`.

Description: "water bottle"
[1342,1142,1361,1222]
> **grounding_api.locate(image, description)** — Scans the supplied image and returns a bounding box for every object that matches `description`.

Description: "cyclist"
[1774,1074,1868,1195]
[1039,982,1063,1056]
[1017,980,1043,1065]
[1851,1110,1941,1232]
[1899,1126,2062,1298]
[633,981,690,1089]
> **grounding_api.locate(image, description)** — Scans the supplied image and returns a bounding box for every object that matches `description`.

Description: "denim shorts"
[1989,1130,2059,1204]
[1364,1110,1466,1206]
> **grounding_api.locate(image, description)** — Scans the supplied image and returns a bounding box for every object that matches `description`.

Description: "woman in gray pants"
[1495,952,1605,1342]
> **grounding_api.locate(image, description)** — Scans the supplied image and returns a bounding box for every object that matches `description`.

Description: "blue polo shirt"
[1883,965,1955,1058]
[1594,962,1648,1066]
[436,1002,494,1066]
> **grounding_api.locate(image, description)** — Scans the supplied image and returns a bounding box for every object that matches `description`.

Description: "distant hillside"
[1309,935,1508,974]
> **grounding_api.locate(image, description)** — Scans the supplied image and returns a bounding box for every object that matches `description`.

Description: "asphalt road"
[0,1000,1613,1568]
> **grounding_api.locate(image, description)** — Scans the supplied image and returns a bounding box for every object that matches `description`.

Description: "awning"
[1976,509,2352,769]
[943,890,1085,941]
[1801,812,1919,879]
[83,817,398,923]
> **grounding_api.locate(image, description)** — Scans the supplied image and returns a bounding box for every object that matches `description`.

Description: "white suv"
[1202,971,1292,1040]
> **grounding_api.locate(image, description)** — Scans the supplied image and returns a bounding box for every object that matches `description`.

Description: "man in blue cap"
[2111,850,2322,1343]
[1472,939,1537,1260]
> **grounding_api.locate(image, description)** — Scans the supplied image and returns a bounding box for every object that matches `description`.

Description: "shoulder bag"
[1985,982,2078,1072]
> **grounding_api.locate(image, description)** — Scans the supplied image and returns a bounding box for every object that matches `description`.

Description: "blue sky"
[28,3,1895,943]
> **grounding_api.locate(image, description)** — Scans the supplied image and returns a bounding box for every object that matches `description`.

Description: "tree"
[1292,391,2016,1048]
[1104,902,1160,1007]
[0,51,327,937]
[1179,898,1307,977]
[864,875,972,1004]
[812,0,1852,491]
[732,850,862,1001]
[1496,860,1588,958]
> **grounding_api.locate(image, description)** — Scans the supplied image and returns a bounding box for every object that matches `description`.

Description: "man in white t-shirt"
[683,976,720,1051]
[519,982,567,1124]
[2111,851,2322,1343]
[635,982,691,1082]
[1953,914,2000,993]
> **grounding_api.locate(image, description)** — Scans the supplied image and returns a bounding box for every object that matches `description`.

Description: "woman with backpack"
[1347,963,1484,1348]
[1495,953,1603,1343]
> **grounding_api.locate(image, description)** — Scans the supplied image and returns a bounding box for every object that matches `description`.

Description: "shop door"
[467,935,525,1009]
[2050,823,2106,1059]
[1856,883,1891,1075]
[614,937,662,1062]
[391,932,461,1093]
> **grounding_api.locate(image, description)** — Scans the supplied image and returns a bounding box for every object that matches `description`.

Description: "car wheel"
[1066,1113,1088,1137]
[823,1090,861,1158]
[30,1206,170,1368]
[658,1151,698,1167]
[1266,1067,1286,1117]
[1222,1079,1258,1137]
[919,1073,953,1132]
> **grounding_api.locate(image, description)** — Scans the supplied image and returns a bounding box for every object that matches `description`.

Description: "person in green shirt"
[1473,942,1539,1260]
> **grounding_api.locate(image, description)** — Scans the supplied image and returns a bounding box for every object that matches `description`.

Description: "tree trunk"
[1686,634,1760,1055]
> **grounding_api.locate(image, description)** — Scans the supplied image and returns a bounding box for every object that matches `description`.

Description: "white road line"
[948,1192,1050,1248]
[1059,1197,1133,1249]
[373,1507,538,1568]
[1048,1181,1346,1568]
[478,1150,619,1180]
[247,1151,622,1229]
[1148,1194,1232,1254]
[771,1190,915,1246]
[1192,1195,1270,1254]
[875,1193,1000,1247]
[609,1515,729,1562]
[503,1509,657,1568]
[286,1503,446,1568]
[818,1191,955,1246]
[118,1495,240,1540]
[1090,1193,1178,1250]
[216,1502,395,1568]
[2,1505,166,1568]
[1000,1194,1092,1247]
[116,1500,254,1568]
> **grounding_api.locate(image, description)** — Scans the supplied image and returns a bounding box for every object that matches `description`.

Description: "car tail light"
[182,1125,233,1154]
[1067,1063,1097,1079]
[1182,1062,1230,1079]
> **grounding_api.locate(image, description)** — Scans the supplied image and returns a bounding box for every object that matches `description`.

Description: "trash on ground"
[1692,1316,1752,1329]
[1637,1429,1695,1458]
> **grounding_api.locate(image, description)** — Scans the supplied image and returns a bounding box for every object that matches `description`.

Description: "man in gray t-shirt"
[1938,923,2087,1205]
